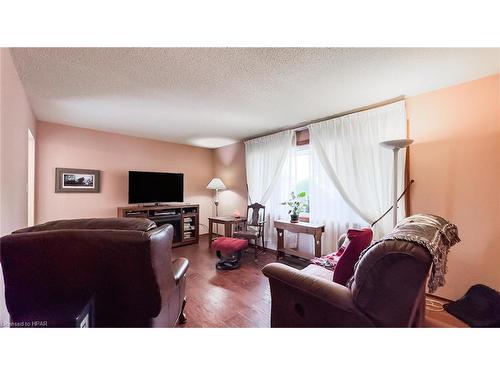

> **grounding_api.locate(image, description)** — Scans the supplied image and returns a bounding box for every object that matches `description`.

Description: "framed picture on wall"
[55,168,101,193]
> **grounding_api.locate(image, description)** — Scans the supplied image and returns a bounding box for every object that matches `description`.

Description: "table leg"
[313,232,322,258]
[276,228,284,260]
[208,220,213,247]
[224,222,232,237]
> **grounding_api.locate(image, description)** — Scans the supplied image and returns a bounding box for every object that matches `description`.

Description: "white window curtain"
[309,152,368,255]
[264,149,298,249]
[244,130,296,249]
[244,130,295,205]
[308,100,407,243]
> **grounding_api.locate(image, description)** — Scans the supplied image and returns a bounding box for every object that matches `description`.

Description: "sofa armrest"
[262,263,374,327]
[262,263,355,309]
[172,258,189,284]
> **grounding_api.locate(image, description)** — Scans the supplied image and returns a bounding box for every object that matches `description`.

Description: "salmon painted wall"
[212,74,500,300]
[36,122,214,234]
[0,48,37,326]
[213,142,248,216]
[407,74,500,300]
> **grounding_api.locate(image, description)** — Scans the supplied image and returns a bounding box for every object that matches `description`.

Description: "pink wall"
[36,122,215,234]
[407,74,500,300]
[0,48,37,326]
[213,142,248,216]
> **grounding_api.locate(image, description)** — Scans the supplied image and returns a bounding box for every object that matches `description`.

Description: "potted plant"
[282,191,307,223]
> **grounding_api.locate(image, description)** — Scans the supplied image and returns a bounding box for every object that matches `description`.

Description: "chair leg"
[178,298,187,324]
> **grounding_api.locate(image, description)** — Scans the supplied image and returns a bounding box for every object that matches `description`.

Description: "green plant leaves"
[284,191,307,215]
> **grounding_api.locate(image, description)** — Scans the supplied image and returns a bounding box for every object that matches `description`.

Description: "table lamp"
[206,178,226,216]
[379,138,414,227]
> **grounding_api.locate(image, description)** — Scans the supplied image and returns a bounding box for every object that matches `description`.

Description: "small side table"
[274,220,325,260]
[208,216,247,247]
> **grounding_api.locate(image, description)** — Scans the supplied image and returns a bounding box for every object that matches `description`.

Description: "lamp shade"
[379,138,414,150]
[206,178,226,190]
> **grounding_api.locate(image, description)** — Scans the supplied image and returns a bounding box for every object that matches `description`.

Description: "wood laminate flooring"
[173,235,275,327]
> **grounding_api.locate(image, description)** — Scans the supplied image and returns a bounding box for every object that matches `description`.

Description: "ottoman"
[211,237,248,270]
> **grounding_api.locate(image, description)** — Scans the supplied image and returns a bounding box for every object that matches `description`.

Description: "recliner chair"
[0,218,188,327]
[262,235,432,327]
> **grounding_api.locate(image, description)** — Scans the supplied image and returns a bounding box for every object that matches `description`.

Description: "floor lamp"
[206,178,226,217]
[379,139,414,227]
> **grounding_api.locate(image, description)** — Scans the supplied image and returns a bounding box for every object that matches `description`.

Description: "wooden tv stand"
[117,203,199,247]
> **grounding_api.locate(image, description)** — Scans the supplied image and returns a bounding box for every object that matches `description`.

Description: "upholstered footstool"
[211,237,248,270]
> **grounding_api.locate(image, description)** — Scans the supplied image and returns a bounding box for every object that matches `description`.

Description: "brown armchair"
[262,233,432,327]
[233,203,266,260]
[0,218,188,327]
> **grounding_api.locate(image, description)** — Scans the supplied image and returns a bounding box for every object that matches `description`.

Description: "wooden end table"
[274,220,325,260]
[208,216,247,247]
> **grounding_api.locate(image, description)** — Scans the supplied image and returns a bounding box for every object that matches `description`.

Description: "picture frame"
[55,168,101,193]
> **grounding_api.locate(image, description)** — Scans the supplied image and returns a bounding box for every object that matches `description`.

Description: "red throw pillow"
[332,228,373,286]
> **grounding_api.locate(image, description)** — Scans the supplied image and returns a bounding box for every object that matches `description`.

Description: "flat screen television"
[128,171,184,204]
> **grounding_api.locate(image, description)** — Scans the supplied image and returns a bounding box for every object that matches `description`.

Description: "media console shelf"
[117,204,199,247]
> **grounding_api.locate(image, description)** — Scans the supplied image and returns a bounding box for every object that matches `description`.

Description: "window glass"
[294,145,310,215]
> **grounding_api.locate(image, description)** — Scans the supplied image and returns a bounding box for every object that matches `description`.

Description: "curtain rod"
[244,95,406,142]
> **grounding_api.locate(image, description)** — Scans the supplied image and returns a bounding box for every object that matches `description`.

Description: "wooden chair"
[233,203,266,260]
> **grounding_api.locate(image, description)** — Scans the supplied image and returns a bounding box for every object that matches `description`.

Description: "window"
[294,144,310,218]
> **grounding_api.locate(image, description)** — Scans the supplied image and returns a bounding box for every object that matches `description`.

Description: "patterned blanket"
[310,252,341,271]
[310,234,350,270]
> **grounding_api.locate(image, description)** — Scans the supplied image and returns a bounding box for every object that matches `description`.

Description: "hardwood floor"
[172,235,275,328]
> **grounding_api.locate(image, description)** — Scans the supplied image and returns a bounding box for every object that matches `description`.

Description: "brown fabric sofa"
[0,218,188,327]
[262,234,432,327]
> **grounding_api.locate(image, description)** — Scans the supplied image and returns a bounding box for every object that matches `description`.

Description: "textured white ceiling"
[11,48,500,148]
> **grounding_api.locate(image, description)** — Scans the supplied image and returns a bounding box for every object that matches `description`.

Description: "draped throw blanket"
[351,213,460,293]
